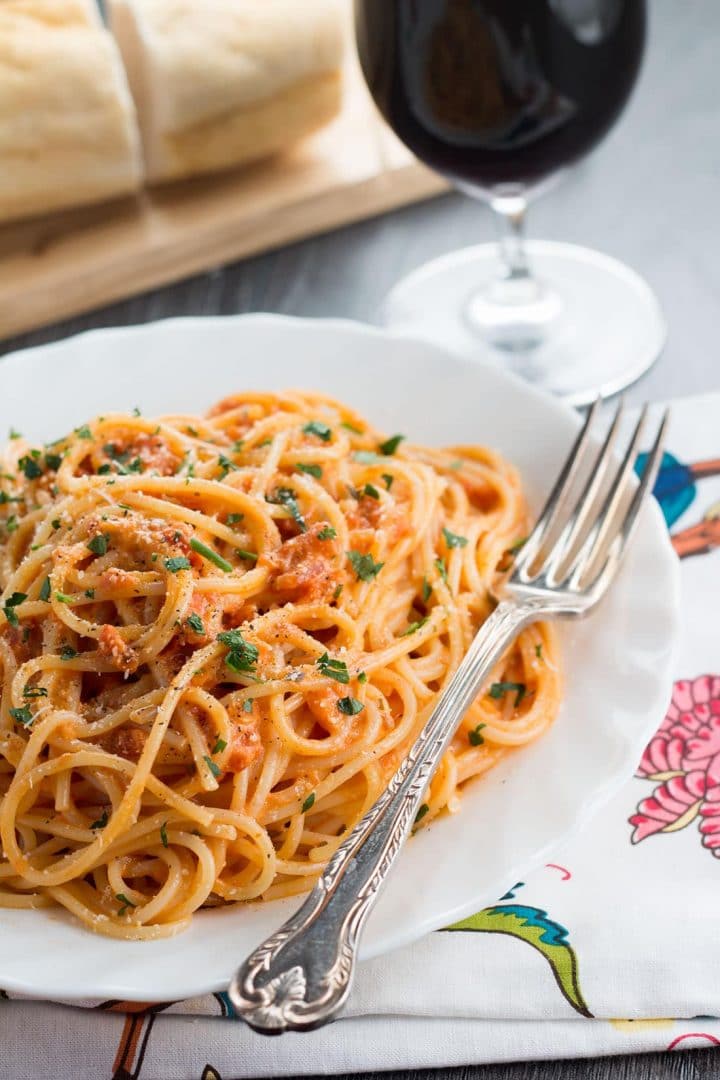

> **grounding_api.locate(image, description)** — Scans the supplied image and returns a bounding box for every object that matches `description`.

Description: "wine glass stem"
[493,193,531,281]
[464,193,563,352]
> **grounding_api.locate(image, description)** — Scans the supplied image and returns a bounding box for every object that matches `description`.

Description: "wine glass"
[354,0,665,405]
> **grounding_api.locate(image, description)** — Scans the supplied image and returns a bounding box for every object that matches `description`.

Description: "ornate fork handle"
[229,598,543,1033]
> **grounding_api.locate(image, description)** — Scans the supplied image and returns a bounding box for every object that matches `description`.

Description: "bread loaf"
[0,0,143,223]
[107,0,345,184]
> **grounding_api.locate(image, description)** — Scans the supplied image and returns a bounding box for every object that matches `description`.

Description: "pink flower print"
[684,715,720,768]
[636,728,686,778]
[630,771,707,842]
[699,784,720,855]
[630,676,720,857]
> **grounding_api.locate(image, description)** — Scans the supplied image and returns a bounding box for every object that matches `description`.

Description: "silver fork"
[229,401,669,1035]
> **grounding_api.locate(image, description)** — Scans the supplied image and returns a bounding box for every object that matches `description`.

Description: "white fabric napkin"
[2,391,719,1080]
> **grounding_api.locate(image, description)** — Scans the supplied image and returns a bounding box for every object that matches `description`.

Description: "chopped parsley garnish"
[347,550,384,582]
[217,454,238,479]
[434,558,448,585]
[45,453,62,472]
[116,892,135,916]
[190,538,232,573]
[232,440,244,453]
[468,723,486,746]
[358,671,368,684]
[337,696,364,716]
[186,425,199,437]
[102,443,143,475]
[303,420,332,442]
[18,454,43,480]
[75,425,93,440]
[5,516,17,534]
[226,513,244,525]
[39,577,51,602]
[489,681,527,707]
[86,534,109,557]
[55,592,73,604]
[236,549,258,563]
[401,617,429,637]
[85,589,95,599]
[382,473,394,491]
[51,518,61,530]
[160,821,169,848]
[9,428,20,440]
[295,463,322,479]
[442,527,468,549]
[212,737,227,755]
[414,803,430,824]
[2,591,26,627]
[0,493,18,506]
[242,699,253,713]
[218,629,259,674]
[9,706,33,727]
[187,613,205,635]
[203,754,221,779]
[341,421,363,435]
[353,450,383,465]
[378,434,405,456]
[59,645,78,661]
[164,556,191,573]
[333,584,344,601]
[317,653,350,684]
[132,406,141,417]
[266,488,306,533]
[421,577,431,604]
[362,483,380,500]
[535,643,543,660]
[90,809,109,830]
[23,685,47,699]
[317,525,336,541]
[301,792,316,813]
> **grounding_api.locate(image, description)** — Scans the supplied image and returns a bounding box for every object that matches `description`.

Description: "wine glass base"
[381,241,667,406]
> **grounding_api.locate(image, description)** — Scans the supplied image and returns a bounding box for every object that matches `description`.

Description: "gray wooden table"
[2,1,718,1077]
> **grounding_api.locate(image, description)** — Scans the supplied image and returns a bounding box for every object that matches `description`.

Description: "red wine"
[355,0,645,191]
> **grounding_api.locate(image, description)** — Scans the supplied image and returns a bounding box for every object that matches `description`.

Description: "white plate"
[0,315,679,1002]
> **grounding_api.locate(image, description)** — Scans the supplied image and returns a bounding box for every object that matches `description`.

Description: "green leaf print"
[447,904,593,1018]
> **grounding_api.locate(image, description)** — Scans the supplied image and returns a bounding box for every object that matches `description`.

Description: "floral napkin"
[2,392,719,1080]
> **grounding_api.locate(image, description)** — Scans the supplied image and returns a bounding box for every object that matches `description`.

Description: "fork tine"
[585,407,670,593]
[542,400,625,583]
[566,404,659,590]
[565,404,649,587]
[514,397,601,577]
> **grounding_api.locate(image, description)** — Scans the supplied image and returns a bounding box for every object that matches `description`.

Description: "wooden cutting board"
[0,54,447,343]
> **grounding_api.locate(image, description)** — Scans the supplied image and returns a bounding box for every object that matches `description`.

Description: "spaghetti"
[0,391,560,939]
